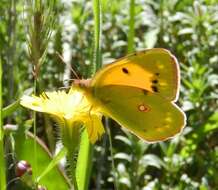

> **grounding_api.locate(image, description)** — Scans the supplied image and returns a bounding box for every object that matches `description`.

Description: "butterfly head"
[72,79,91,89]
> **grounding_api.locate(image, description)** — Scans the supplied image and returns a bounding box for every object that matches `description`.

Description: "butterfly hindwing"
[91,48,179,101]
[94,85,186,142]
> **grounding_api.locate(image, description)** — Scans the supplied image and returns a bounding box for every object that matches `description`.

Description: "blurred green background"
[1,0,218,189]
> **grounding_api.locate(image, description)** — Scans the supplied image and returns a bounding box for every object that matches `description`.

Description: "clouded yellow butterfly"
[74,48,186,142]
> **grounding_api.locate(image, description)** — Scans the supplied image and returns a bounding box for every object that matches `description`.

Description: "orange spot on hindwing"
[138,104,150,112]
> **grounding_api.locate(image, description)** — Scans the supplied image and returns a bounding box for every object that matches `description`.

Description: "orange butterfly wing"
[91,48,179,101]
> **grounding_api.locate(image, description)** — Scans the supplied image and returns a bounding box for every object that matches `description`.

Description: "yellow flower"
[20,87,105,144]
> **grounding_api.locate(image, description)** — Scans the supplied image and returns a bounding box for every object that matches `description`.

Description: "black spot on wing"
[155,73,160,76]
[122,67,129,74]
[151,85,158,92]
[152,79,158,84]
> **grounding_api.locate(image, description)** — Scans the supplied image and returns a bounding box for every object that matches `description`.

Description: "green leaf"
[144,28,159,48]
[202,112,218,133]
[14,131,71,189]
[114,153,132,162]
[140,154,166,169]
[36,147,67,182]
[2,100,20,119]
[115,135,132,146]
[76,130,93,190]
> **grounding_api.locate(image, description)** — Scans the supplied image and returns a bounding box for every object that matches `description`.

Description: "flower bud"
[16,160,32,177]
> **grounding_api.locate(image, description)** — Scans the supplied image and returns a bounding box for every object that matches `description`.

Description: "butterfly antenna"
[55,51,80,79]
[63,78,77,82]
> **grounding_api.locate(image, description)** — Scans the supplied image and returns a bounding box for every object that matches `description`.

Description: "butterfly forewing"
[91,48,179,101]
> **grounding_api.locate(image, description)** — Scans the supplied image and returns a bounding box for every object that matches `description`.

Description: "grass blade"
[92,0,102,73]
[2,100,20,119]
[76,1,102,189]
[127,0,135,53]
[37,147,67,182]
[76,131,93,190]
[0,57,6,190]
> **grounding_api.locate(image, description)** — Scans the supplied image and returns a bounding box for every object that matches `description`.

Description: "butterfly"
[74,48,186,143]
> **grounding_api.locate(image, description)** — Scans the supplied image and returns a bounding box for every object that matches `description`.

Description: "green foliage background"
[1,0,218,189]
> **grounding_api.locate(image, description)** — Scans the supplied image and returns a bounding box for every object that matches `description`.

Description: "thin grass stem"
[0,59,6,190]
[127,0,135,53]
[92,0,102,73]
[33,78,38,182]
[106,119,119,190]
[75,1,102,189]
[105,118,119,190]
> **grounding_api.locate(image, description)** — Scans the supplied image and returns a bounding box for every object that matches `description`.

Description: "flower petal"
[85,115,105,144]
[20,95,44,112]
[20,87,105,143]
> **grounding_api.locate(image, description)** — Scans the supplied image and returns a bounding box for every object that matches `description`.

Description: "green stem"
[0,58,6,190]
[106,119,119,190]
[127,0,135,53]
[67,153,78,190]
[33,78,38,182]
[62,120,80,190]
[0,139,6,190]
[74,1,102,189]
[76,131,93,190]
[92,0,102,73]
